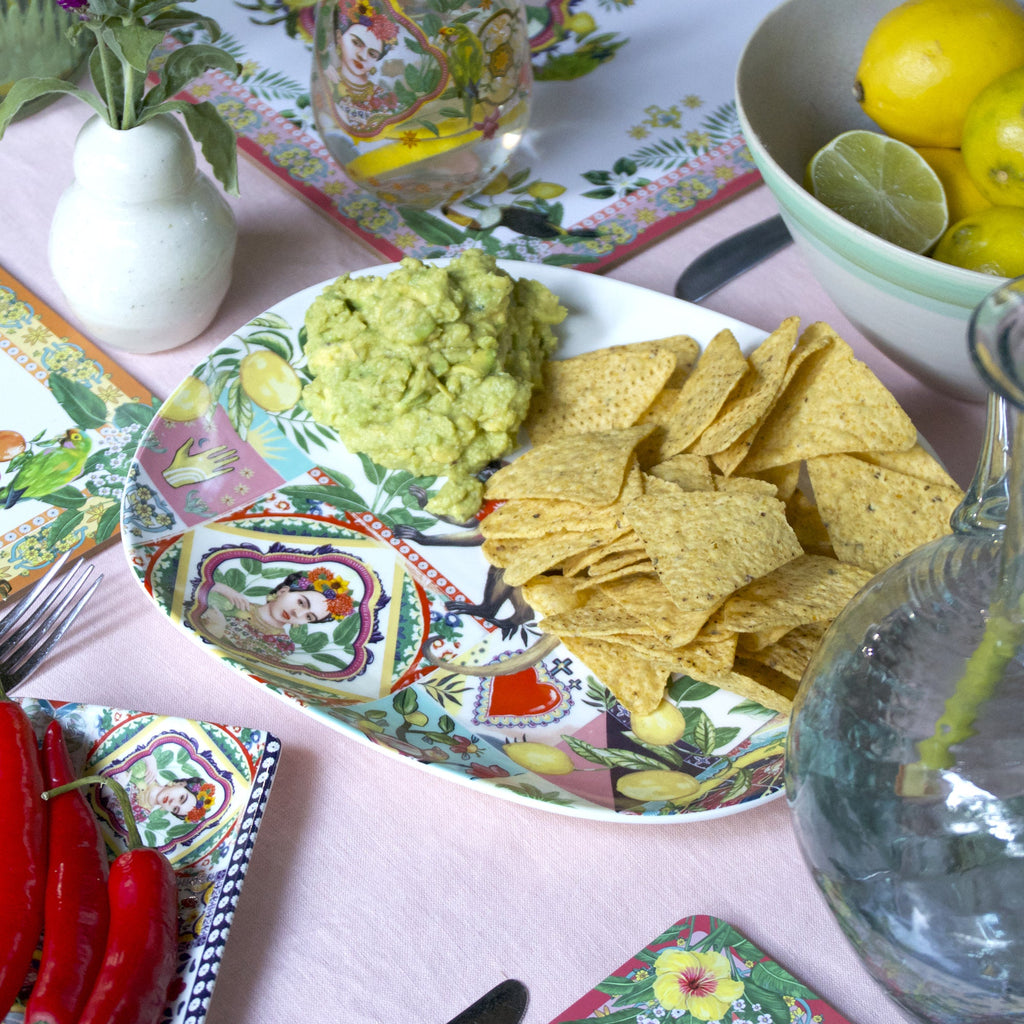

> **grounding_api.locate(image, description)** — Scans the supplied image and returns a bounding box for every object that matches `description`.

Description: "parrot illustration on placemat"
[0,427,92,509]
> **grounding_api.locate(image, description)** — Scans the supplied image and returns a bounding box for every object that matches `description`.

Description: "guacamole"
[302,250,567,520]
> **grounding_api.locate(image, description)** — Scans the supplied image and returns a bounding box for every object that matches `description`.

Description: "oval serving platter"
[120,260,790,823]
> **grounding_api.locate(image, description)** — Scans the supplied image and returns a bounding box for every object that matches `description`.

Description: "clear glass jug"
[786,277,1024,1024]
[310,0,532,207]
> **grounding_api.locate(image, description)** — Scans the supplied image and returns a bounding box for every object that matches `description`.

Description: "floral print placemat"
[550,915,854,1023]
[166,0,773,269]
[0,265,161,598]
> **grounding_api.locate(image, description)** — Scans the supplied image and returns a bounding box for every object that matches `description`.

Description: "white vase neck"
[72,113,198,202]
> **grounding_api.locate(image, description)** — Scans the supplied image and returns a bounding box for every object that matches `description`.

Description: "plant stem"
[121,64,136,129]
[43,775,143,851]
[93,30,120,128]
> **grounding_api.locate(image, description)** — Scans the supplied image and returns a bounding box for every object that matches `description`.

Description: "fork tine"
[1,572,104,691]
[0,549,73,644]
[0,560,94,660]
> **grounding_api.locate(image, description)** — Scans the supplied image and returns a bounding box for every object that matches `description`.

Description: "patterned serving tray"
[5,698,280,1024]
[121,260,789,823]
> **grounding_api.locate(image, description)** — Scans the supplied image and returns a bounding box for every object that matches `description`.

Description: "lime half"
[807,129,949,253]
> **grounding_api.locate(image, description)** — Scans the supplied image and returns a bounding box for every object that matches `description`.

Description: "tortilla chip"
[624,489,804,621]
[717,554,873,633]
[738,330,918,474]
[711,325,836,475]
[785,487,835,557]
[481,498,619,539]
[561,530,640,576]
[691,317,798,455]
[485,424,653,506]
[481,466,643,540]
[854,444,960,488]
[519,576,585,617]
[586,545,649,577]
[482,528,628,585]
[560,634,668,714]
[540,589,646,638]
[645,334,702,386]
[708,659,799,713]
[713,475,778,497]
[750,462,802,501]
[602,627,738,678]
[807,453,962,574]
[734,623,795,651]
[639,328,748,465]
[743,622,829,681]
[600,572,711,648]
[646,453,716,491]
[526,344,676,443]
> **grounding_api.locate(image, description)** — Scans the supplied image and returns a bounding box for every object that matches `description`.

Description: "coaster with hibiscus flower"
[549,914,853,1024]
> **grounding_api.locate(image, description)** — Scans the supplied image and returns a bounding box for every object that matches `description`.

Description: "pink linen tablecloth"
[1,95,985,1024]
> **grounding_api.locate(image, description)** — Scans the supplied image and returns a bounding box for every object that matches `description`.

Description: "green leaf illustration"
[298,630,329,653]
[563,735,669,772]
[48,373,109,430]
[281,482,365,514]
[243,329,293,361]
[94,501,122,543]
[112,401,157,428]
[736,980,792,1023]
[226,378,254,437]
[750,959,817,1000]
[46,508,84,545]
[41,485,88,510]
[332,614,360,648]
[393,687,419,716]
[398,206,468,246]
[685,708,717,753]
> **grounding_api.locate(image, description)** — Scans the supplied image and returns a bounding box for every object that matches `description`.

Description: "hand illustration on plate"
[161,438,239,488]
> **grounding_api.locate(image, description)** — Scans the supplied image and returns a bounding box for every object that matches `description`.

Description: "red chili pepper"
[25,720,110,1024]
[77,845,178,1024]
[0,699,47,1017]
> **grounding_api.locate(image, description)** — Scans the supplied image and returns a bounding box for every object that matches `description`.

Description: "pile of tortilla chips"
[479,318,964,718]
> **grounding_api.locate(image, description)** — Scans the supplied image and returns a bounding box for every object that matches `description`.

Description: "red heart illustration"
[487,668,562,718]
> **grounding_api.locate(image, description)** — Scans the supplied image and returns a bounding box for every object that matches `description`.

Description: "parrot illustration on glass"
[0,427,92,509]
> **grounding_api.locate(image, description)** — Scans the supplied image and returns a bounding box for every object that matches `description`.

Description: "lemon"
[807,130,949,252]
[161,376,213,422]
[932,205,1024,276]
[915,146,991,224]
[855,0,1024,148]
[503,742,575,775]
[630,701,687,746]
[239,350,302,413]
[615,770,700,803]
[962,66,1024,207]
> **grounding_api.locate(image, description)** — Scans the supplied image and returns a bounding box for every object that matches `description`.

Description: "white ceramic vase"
[49,113,237,354]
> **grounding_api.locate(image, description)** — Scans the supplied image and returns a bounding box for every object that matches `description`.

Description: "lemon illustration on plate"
[503,741,575,775]
[239,350,303,413]
[162,377,213,423]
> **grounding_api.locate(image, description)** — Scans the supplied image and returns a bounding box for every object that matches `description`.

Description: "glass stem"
[913,398,1024,777]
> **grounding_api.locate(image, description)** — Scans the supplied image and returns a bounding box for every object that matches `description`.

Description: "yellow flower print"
[686,129,711,149]
[643,104,681,130]
[652,949,744,1021]
[682,94,702,109]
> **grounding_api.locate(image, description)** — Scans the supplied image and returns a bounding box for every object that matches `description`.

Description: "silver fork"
[0,551,103,694]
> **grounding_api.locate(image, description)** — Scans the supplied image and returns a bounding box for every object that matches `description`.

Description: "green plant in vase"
[0,0,241,194]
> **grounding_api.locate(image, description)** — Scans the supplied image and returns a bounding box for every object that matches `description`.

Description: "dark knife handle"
[674,214,792,303]
[444,979,529,1024]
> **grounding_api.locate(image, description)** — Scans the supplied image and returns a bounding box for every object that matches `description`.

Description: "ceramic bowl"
[735,0,1003,403]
